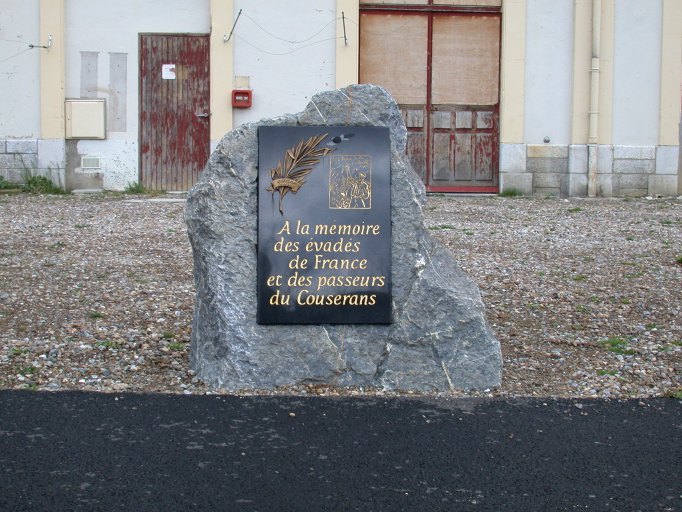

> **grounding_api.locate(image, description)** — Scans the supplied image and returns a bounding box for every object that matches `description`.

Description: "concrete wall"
[64,0,210,190]
[60,0,337,190]
[2,1,678,195]
[0,0,41,139]
[231,0,337,127]
[524,0,573,146]
[499,0,680,198]
[612,0,661,146]
[521,0,574,197]
[2,0,339,191]
[0,0,44,184]
[603,0,672,197]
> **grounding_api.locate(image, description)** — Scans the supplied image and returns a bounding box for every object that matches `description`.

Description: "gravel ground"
[0,192,680,399]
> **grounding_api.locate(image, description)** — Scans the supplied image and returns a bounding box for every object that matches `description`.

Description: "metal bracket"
[224,9,243,43]
[29,34,52,49]
[342,12,348,46]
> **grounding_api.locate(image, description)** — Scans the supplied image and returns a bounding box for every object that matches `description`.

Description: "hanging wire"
[0,36,31,45]
[0,33,50,66]
[0,34,49,48]
[225,8,243,42]
[0,32,49,69]
[0,47,34,65]
[227,11,349,56]
[234,34,344,56]
[343,15,419,37]
[240,12,338,44]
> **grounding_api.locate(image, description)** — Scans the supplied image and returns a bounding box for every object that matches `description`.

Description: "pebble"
[0,194,679,399]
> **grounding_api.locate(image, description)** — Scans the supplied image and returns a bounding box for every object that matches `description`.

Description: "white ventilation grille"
[81,156,101,169]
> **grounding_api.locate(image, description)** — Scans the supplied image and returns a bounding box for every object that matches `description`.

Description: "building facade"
[0,0,680,196]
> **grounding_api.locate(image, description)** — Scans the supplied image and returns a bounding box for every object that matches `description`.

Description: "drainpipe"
[587,0,601,197]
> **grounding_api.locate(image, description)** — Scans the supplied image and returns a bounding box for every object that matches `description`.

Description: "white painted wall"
[523,0,574,145]
[231,0,337,127]
[64,0,210,189]
[612,0,662,146]
[0,0,41,138]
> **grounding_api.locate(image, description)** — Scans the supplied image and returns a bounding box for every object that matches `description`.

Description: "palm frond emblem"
[267,133,334,215]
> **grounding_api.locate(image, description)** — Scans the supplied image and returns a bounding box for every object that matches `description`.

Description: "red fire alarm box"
[232,89,252,108]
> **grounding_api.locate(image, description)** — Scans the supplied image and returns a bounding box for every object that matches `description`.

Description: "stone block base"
[500,143,680,198]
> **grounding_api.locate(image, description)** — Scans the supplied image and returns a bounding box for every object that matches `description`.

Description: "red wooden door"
[139,34,210,191]
[359,8,500,192]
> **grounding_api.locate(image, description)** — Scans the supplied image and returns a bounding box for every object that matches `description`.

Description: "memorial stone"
[185,84,502,391]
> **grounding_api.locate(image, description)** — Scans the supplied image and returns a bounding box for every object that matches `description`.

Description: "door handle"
[195,112,210,118]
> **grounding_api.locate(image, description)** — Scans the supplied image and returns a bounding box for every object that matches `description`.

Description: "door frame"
[138,32,211,191]
[359,4,502,193]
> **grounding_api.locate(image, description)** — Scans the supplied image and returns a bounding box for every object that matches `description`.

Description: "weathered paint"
[79,51,98,99]
[64,0,210,189]
[139,34,210,191]
[108,52,127,133]
[76,138,136,191]
[430,108,499,191]
[360,6,500,192]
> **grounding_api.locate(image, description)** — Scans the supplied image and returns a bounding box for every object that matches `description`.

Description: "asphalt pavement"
[1,390,680,511]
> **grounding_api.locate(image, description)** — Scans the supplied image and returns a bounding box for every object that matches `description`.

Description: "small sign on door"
[162,64,176,80]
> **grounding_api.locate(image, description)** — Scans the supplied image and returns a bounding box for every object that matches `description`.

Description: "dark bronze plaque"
[257,126,391,324]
